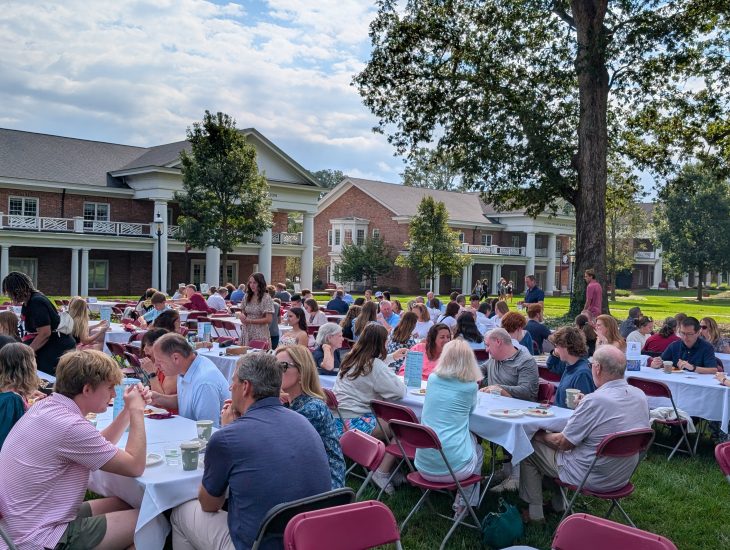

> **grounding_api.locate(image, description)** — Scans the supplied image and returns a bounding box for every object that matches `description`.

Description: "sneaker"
[489,477,519,493]
[371,470,395,495]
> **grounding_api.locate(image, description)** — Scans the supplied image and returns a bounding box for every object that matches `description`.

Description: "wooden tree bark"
[569,0,610,316]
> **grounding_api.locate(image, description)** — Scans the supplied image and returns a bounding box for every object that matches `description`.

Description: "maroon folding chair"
[323,388,346,428]
[538,365,562,383]
[306,326,319,336]
[388,419,482,549]
[537,380,556,404]
[627,377,693,460]
[474,349,489,362]
[283,500,403,550]
[340,429,386,499]
[551,513,678,550]
[715,441,730,483]
[249,339,271,351]
[184,311,208,321]
[106,341,127,357]
[128,331,146,343]
[210,319,236,345]
[554,428,655,527]
[124,343,143,359]
[370,399,420,500]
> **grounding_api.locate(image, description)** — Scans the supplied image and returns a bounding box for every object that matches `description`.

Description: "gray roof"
[0,128,146,187]
[346,178,501,226]
[119,140,191,171]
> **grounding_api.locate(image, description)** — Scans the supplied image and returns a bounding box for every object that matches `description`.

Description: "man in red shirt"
[583,269,603,318]
[182,284,214,312]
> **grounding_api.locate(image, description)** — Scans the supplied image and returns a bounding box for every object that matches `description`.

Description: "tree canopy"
[396,196,467,290]
[335,236,395,288]
[311,169,346,189]
[176,111,272,270]
[355,0,728,314]
[401,147,463,190]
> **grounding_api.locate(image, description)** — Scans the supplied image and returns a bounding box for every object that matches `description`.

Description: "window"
[167,207,173,225]
[356,229,365,246]
[88,260,109,290]
[84,202,110,230]
[509,271,518,286]
[344,229,353,244]
[8,258,37,287]
[458,232,465,243]
[636,269,645,287]
[481,234,493,246]
[328,230,332,246]
[372,228,380,239]
[190,260,239,287]
[334,229,341,246]
[8,197,38,217]
[556,237,563,255]
[511,235,521,248]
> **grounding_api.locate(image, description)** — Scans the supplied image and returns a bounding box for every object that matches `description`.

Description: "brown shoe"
[520,508,546,525]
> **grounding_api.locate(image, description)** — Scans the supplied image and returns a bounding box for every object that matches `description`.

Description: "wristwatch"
[147,372,157,379]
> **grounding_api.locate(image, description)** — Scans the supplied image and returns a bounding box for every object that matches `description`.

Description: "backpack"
[57,310,74,335]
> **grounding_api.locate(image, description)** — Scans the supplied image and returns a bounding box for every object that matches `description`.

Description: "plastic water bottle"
[113,378,139,419]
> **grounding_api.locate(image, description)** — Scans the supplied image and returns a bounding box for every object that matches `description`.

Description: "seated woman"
[312,322,345,375]
[595,314,626,352]
[575,314,597,357]
[340,305,361,341]
[139,329,178,411]
[412,304,434,340]
[0,311,21,341]
[152,309,182,333]
[700,317,730,353]
[500,311,534,354]
[279,307,310,347]
[304,298,328,326]
[546,327,596,408]
[386,311,418,372]
[642,317,679,356]
[453,312,485,350]
[392,299,403,316]
[399,323,452,380]
[436,301,460,331]
[415,339,484,514]
[68,297,109,351]
[352,301,378,341]
[0,342,42,449]
[276,345,346,489]
[626,316,654,348]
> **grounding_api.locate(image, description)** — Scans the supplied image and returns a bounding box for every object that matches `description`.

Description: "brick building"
[315,178,576,295]
[0,128,321,296]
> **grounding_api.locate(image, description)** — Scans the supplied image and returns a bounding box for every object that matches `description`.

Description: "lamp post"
[154,212,164,291]
[568,250,576,300]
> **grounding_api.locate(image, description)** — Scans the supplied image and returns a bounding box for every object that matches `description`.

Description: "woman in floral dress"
[237,272,275,346]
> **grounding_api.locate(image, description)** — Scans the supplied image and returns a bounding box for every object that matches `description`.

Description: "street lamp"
[154,212,164,291]
[568,250,576,300]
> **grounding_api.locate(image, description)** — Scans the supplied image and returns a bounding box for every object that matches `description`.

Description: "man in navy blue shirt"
[326,290,349,315]
[170,353,331,550]
[522,275,545,305]
[650,317,718,374]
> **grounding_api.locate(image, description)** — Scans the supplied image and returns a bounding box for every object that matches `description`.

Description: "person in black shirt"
[1,272,75,375]
[525,304,552,354]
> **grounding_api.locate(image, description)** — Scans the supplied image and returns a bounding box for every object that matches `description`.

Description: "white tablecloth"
[318,376,572,464]
[87,300,119,313]
[89,410,204,550]
[627,367,730,433]
[716,353,730,373]
[198,344,241,382]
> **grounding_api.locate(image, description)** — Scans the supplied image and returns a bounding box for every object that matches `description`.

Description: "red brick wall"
[273,212,288,233]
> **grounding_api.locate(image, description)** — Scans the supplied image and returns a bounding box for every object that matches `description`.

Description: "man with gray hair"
[377,300,400,331]
[519,345,650,522]
[480,328,539,401]
[171,352,331,549]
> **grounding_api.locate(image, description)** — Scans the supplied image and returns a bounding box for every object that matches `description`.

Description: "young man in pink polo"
[0,349,149,549]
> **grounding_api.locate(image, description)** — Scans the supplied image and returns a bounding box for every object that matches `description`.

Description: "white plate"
[146,453,163,467]
[143,406,168,416]
[523,408,555,417]
[488,409,524,418]
[409,389,427,396]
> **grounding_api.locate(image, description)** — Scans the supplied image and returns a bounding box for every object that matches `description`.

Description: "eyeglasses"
[679,331,697,337]
[278,361,298,372]
[700,325,708,330]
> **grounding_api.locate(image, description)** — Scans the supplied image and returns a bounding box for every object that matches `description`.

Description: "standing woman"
[237,272,275,346]
[1,272,75,375]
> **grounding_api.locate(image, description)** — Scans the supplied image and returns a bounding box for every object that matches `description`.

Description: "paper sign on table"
[100,306,112,323]
[404,351,424,388]
[626,341,642,371]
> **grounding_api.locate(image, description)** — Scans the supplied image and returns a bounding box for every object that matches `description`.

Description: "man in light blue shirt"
[377,300,400,331]
[142,291,170,324]
[337,286,354,305]
[150,333,230,427]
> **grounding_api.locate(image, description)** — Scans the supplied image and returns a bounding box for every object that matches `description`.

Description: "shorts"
[335,413,378,436]
[53,502,107,550]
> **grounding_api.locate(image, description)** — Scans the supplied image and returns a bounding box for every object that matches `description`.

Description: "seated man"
[151,333,230,427]
[480,328,539,401]
[649,316,717,374]
[142,291,170,325]
[170,352,331,550]
[181,284,215,312]
[274,282,292,303]
[519,346,650,522]
[0,350,148,549]
[326,290,350,314]
[229,284,246,304]
[207,287,229,311]
[377,300,400,331]
[338,285,354,305]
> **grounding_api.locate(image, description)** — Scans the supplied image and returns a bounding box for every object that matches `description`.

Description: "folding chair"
[627,377,693,460]
[249,488,355,550]
[127,331,145,343]
[249,339,271,351]
[538,365,562,383]
[210,319,236,345]
[323,388,346,428]
[370,399,420,500]
[537,380,556,404]
[715,441,730,482]
[124,343,143,359]
[550,513,678,550]
[554,428,655,527]
[388,419,483,550]
[340,429,386,499]
[123,352,151,386]
[474,349,489,362]
[106,341,127,357]
[283,500,403,550]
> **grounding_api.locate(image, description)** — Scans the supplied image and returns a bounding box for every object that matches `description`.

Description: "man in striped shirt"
[0,350,148,550]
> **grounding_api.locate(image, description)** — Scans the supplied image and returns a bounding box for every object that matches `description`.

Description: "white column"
[433,268,441,295]
[546,234,557,295]
[492,264,502,295]
[80,248,90,297]
[651,247,662,289]
[205,247,221,288]
[300,213,314,289]
[718,272,723,286]
[0,246,10,282]
[154,201,168,293]
[461,262,470,294]
[525,232,536,276]
[258,227,273,282]
[70,248,79,296]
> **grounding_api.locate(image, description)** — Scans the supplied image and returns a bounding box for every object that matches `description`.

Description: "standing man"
[521,275,545,306]
[583,269,603,319]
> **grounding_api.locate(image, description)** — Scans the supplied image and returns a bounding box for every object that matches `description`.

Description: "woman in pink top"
[400,323,452,380]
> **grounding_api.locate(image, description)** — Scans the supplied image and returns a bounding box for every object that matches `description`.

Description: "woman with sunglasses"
[276,345,346,489]
[700,317,730,353]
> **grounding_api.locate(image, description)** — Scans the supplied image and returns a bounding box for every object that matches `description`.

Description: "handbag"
[57,310,74,335]
[481,498,524,549]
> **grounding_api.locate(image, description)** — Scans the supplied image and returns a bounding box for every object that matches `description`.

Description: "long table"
[318,376,572,464]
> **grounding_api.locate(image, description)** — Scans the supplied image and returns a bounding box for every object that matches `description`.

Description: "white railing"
[272,232,303,245]
[168,225,180,238]
[462,244,526,256]
[634,250,656,259]
[0,214,151,237]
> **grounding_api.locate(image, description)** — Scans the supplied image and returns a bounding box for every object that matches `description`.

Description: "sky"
[0,0,405,182]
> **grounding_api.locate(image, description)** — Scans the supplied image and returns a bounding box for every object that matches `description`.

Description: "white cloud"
[0,0,398,179]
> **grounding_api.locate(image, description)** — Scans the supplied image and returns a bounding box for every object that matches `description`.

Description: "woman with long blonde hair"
[276,345,345,489]
[68,297,108,350]
[595,314,626,352]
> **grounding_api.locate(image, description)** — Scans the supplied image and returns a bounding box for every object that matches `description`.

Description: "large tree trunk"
[569,0,610,317]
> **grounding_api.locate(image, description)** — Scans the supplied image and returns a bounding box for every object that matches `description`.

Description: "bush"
[614,289,631,297]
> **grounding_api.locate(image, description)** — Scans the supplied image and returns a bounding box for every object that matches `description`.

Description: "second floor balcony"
[634,250,659,260]
[461,243,525,256]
